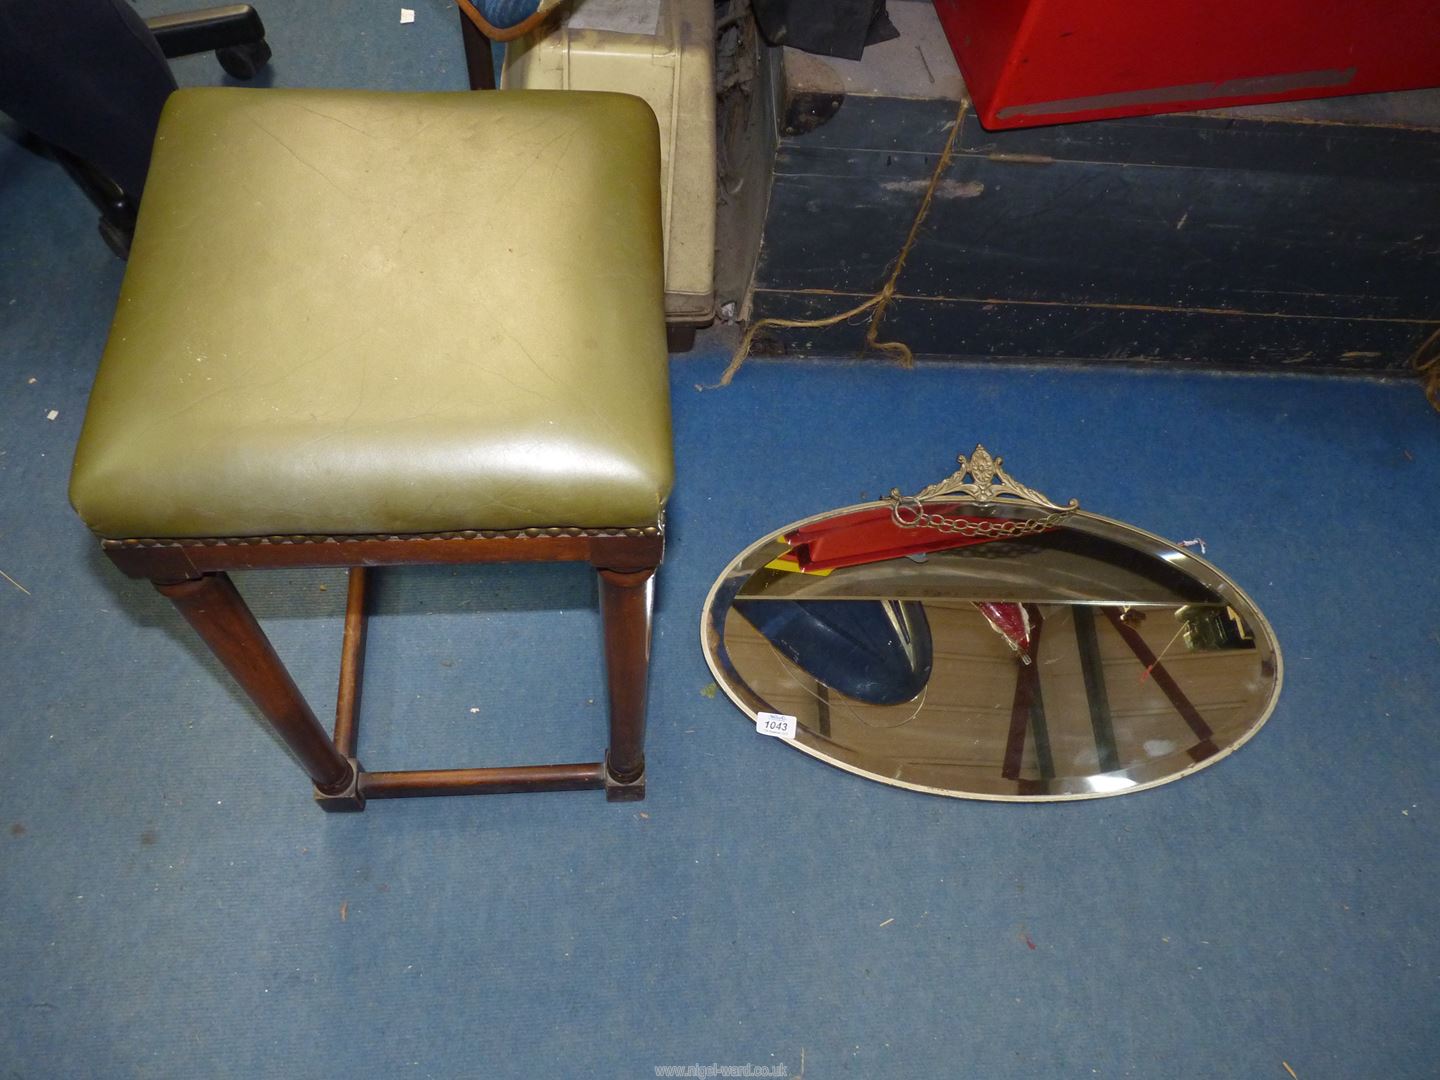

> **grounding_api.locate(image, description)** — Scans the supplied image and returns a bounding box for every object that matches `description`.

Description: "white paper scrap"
[400,8,415,24]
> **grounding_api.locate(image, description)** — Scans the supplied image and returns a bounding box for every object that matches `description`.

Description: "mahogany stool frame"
[102,524,663,811]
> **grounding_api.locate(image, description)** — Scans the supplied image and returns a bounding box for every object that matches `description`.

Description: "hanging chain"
[887,446,1078,539]
[889,496,1073,538]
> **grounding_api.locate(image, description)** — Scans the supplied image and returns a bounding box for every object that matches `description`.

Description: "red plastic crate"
[933,0,1440,129]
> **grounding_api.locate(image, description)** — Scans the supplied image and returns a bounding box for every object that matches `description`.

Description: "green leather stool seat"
[70,87,674,539]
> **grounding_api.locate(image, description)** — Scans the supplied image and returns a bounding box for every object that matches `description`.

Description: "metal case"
[502,0,717,326]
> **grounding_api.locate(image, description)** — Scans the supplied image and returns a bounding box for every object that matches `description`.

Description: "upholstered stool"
[69,87,673,810]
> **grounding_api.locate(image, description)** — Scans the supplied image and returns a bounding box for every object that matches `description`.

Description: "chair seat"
[70,87,673,539]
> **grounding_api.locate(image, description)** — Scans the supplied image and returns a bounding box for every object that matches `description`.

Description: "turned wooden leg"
[598,566,656,801]
[156,573,362,809]
[459,6,496,90]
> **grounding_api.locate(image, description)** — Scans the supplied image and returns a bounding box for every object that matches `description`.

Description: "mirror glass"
[702,501,1282,800]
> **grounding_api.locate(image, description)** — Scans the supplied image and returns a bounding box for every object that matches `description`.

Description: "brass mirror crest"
[889,445,1078,534]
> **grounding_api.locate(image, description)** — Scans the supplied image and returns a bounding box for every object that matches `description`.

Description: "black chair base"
[147,4,268,64]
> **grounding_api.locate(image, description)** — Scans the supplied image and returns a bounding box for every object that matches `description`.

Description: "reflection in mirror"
[731,598,934,706]
[702,447,1282,801]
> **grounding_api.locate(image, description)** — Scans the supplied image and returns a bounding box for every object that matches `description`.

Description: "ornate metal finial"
[888,445,1078,534]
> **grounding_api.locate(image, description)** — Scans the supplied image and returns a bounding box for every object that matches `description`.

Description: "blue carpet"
[3,4,1439,1078]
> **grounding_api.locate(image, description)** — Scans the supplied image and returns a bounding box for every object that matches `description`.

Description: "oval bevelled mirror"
[701,446,1282,801]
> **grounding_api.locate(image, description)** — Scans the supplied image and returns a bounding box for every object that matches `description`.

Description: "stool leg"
[156,573,360,805]
[598,567,655,801]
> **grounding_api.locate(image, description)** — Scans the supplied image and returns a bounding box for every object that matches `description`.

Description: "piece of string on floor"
[707,99,970,389]
[1411,325,1440,412]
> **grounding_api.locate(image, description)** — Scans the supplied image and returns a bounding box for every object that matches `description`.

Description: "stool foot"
[604,754,646,803]
[314,758,366,812]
